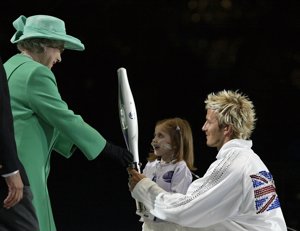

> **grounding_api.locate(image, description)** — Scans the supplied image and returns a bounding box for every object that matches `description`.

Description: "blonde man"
[129,90,287,231]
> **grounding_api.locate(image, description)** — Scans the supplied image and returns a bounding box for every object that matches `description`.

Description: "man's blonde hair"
[204,90,257,139]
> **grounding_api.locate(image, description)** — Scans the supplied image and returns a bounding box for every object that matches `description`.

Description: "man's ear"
[223,125,232,137]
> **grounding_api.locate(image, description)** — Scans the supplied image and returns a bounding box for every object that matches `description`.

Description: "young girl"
[139,117,197,231]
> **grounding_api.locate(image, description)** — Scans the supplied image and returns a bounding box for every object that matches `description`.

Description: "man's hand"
[127,168,146,191]
[4,172,23,209]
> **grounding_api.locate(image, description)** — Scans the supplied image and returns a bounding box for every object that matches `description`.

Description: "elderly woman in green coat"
[4,15,133,231]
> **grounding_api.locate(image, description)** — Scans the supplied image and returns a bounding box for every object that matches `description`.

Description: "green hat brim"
[11,32,85,51]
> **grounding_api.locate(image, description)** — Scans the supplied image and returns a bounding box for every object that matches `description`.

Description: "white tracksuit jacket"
[131,139,287,231]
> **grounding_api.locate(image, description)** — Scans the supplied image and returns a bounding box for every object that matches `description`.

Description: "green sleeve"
[26,65,106,160]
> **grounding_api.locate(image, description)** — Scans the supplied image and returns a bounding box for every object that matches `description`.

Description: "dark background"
[1,0,300,230]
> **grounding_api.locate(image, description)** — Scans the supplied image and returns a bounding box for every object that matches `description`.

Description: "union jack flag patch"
[250,171,281,214]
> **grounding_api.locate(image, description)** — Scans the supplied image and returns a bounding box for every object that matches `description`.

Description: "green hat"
[11,15,85,51]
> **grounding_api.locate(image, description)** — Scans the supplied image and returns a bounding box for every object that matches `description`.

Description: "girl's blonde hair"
[147,117,197,171]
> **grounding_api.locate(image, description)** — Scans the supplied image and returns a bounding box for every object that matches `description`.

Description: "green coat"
[4,54,106,231]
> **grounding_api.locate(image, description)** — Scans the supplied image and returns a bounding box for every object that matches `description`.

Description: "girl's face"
[151,124,174,162]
